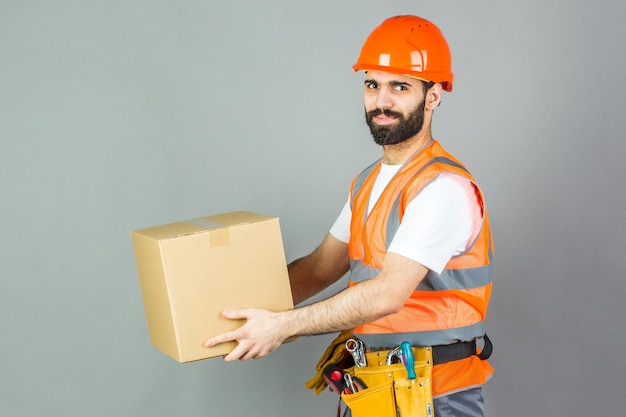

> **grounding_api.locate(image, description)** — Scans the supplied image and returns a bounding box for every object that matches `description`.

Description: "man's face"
[363,71,428,146]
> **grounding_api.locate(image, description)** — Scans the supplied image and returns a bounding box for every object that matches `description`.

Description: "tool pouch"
[341,347,434,417]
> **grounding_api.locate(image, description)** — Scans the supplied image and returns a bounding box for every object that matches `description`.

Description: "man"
[204,15,494,417]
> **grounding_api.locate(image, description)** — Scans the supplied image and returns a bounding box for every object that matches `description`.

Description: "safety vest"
[348,140,494,397]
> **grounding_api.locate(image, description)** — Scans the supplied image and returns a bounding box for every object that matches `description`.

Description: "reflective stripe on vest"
[348,140,494,348]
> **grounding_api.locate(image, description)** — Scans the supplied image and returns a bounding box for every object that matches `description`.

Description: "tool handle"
[400,341,416,380]
[322,364,349,396]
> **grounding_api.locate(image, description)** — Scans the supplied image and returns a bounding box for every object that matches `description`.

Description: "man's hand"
[204,308,291,362]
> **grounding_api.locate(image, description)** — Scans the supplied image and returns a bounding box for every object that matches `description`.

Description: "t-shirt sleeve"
[329,198,351,243]
[387,173,481,274]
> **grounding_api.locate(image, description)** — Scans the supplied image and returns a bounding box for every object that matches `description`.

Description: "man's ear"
[426,83,443,110]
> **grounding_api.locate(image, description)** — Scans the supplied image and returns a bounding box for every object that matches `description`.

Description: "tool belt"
[306,332,492,417]
[342,346,434,417]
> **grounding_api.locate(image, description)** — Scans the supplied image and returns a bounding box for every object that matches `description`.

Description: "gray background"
[1,1,625,416]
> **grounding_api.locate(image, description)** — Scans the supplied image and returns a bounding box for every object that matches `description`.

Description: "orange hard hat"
[353,15,454,92]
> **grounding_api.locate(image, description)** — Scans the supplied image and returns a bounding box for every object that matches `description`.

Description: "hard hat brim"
[352,63,453,92]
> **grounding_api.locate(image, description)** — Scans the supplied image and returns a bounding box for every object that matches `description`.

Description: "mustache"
[366,108,404,119]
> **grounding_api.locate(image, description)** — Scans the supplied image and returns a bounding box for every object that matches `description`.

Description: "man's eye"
[394,85,407,91]
[366,82,378,89]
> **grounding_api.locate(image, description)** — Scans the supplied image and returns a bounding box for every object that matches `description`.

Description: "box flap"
[131,211,275,241]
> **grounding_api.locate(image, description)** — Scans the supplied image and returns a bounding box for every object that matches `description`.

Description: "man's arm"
[288,233,350,305]
[286,252,428,334]
[204,251,428,361]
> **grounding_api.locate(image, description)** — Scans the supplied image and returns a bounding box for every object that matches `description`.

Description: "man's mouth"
[368,109,403,126]
[373,114,398,125]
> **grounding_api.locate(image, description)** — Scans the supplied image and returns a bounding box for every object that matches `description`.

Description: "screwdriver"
[400,341,416,380]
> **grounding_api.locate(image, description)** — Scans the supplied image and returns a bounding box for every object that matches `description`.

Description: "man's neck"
[381,130,433,165]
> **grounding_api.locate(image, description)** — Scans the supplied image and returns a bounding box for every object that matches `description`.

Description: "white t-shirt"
[329,164,482,274]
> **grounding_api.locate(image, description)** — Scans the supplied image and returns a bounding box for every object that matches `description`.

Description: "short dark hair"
[421,80,435,95]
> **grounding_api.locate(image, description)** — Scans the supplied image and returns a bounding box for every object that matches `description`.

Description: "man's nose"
[375,87,393,110]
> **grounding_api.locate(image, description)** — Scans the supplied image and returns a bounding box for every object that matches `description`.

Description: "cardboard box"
[130,211,295,362]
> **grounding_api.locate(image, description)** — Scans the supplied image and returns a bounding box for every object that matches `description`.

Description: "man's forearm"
[203,253,428,361]
[288,256,326,305]
[288,233,350,305]
[283,276,400,336]
[283,252,429,337]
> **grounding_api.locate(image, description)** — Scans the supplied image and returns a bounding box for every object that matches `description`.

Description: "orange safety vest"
[348,140,494,397]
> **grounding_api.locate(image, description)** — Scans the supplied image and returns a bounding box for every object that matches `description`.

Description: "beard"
[365,99,426,146]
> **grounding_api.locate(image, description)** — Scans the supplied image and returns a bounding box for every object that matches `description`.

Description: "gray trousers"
[341,387,485,417]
